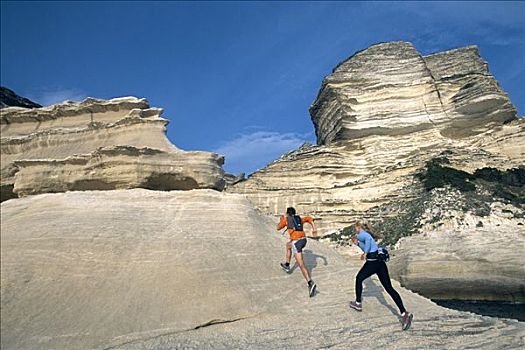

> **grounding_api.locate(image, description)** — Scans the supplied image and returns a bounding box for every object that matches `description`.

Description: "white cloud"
[28,88,87,106]
[214,130,314,175]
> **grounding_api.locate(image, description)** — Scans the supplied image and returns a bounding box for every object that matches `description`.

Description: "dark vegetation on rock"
[322,193,426,247]
[368,197,426,246]
[323,155,524,247]
[417,156,525,205]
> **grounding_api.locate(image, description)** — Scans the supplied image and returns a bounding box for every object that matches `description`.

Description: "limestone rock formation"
[0,96,225,201]
[0,86,41,109]
[228,41,524,301]
[228,120,524,234]
[2,189,524,349]
[224,172,246,187]
[310,42,516,144]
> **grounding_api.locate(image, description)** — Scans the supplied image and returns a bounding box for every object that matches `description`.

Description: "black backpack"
[377,245,390,262]
[286,215,304,231]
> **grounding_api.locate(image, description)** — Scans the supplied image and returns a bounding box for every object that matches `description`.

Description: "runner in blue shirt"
[349,220,413,331]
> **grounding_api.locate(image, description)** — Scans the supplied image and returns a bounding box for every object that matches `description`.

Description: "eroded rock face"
[0,97,225,200]
[310,42,516,144]
[228,42,524,301]
[2,189,524,349]
[229,120,524,234]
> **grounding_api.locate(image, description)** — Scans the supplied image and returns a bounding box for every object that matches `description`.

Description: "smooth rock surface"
[388,191,525,302]
[390,223,525,302]
[0,97,225,200]
[1,189,524,349]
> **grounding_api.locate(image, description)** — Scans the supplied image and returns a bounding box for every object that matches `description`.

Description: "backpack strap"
[286,215,304,231]
[286,216,295,229]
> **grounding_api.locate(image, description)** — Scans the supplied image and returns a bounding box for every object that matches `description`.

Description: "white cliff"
[228,42,524,302]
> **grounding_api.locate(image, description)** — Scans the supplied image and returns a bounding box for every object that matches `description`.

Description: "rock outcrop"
[2,189,524,349]
[0,87,41,109]
[310,42,516,144]
[228,120,524,234]
[0,97,225,201]
[389,203,525,302]
[228,41,524,301]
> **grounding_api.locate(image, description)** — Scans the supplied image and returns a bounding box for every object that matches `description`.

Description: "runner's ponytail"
[355,220,381,240]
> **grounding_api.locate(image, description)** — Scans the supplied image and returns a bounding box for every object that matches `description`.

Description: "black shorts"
[292,238,307,254]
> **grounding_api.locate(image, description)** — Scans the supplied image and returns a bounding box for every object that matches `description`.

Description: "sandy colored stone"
[11,145,226,196]
[228,120,524,233]
[388,194,525,302]
[228,42,524,302]
[1,189,524,349]
[310,42,516,144]
[0,97,225,200]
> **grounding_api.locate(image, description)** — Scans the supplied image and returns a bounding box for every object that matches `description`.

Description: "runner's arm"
[302,216,318,237]
[357,231,372,253]
[277,215,287,230]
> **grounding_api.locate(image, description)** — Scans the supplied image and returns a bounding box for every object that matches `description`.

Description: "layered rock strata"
[229,120,524,233]
[389,197,525,302]
[228,41,524,301]
[0,97,225,200]
[1,189,524,349]
[310,42,516,144]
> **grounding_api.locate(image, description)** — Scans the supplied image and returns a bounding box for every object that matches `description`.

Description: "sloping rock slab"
[1,189,524,349]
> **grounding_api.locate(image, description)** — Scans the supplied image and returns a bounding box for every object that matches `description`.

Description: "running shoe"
[402,312,413,331]
[308,280,317,297]
[349,301,362,311]
[280,262,291,273]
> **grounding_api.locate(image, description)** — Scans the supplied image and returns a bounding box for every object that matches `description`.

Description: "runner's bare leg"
[295,252,311,281]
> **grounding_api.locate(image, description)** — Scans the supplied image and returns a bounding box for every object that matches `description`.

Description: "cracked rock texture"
[0,97,225,200]
[1,189,524,349]
[228,41,524,301]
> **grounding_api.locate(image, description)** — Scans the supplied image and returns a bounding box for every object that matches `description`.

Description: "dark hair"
[286,207,296,215]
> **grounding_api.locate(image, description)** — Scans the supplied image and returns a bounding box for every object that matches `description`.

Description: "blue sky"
[2,1,524,175]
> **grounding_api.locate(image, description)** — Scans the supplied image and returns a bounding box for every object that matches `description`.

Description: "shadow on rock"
[289,249,328,274]
[363,278,400,319]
